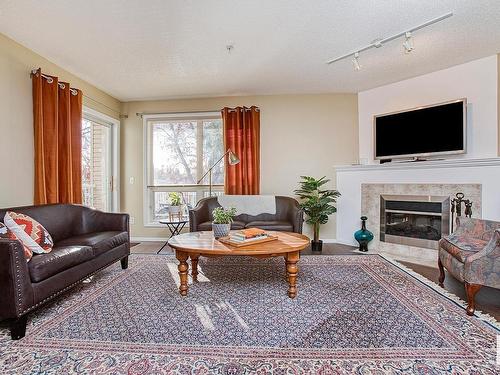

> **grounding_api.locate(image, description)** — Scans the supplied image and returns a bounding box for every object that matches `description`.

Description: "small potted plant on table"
[294,176,341,252]
[212,207,237,239]
[168,192,183,220]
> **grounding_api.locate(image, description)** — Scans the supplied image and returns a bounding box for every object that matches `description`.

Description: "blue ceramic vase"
[354,216,373,252]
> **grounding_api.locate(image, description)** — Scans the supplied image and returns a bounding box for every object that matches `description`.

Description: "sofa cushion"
[197,221,246,231]
[56,231,128,257]
[245,221,293,232]
[29,245,94,282]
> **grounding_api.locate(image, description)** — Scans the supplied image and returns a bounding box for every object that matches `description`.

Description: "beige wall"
[498,53,500,156]
[0,33,121,207]
[120,94,358,240]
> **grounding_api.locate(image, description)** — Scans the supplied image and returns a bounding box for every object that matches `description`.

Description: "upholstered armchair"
[438,217,500,315]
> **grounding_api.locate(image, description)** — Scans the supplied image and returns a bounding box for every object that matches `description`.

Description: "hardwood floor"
[131,241,500,320]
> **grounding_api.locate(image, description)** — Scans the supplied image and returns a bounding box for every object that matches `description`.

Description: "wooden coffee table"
[168,231,310,298]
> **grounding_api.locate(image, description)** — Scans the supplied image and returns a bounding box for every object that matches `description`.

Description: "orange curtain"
[222,106,260,195]
[32,69,83,205]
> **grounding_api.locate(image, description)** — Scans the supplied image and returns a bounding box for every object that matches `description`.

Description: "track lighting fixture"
[326,12,452,66]
[403,32,414,53]
[352,52,361,71]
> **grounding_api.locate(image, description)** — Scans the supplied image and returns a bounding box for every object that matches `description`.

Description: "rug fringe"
[379,254,500,331]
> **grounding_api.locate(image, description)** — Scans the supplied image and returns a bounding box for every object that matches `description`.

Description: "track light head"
[403,31,414,53]
[352,52,361,71]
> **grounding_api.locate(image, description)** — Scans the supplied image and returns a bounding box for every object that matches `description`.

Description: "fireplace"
[380,195,450,250]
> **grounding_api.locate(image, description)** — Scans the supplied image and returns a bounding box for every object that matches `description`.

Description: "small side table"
[157,219,188,253]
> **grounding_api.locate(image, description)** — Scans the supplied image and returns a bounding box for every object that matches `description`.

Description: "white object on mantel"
[217,195,276,216]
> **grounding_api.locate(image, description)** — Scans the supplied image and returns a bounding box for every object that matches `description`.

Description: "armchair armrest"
[464,229,500,288]
[0,239,34,320]
[189,202,210,232]
[81,208,130,235]
[287,202,304,234]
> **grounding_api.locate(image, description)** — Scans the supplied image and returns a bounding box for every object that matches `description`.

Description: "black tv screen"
[374,100,466,160]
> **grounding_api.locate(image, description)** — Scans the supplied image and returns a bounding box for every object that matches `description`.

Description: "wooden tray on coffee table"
[218,234,278,247]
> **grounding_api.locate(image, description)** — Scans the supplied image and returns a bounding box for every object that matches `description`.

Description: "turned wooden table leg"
[191,254,199,282]
[286,251,299,298]
[284,256,290,282]
[176,250,189,296]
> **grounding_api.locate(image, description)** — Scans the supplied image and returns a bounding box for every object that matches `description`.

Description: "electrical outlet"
[130,216,135,225]
[129,177,135,185]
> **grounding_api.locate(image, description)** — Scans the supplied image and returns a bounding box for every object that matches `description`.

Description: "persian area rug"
[0,254,498,374]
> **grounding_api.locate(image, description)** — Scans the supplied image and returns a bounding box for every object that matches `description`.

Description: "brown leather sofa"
[0,204,130,340]
[189,196,304,233]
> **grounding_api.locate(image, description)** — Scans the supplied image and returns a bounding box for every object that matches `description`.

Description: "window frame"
[142,112,224,227]
[82,107,121,212]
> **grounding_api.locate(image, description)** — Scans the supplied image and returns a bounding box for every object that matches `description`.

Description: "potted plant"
[168,192,182,219]
[294,176,341,252]
[212,206,237,239]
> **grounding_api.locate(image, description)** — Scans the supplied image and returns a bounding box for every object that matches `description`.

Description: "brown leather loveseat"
[0,204,130,340]
[189,196,304,233]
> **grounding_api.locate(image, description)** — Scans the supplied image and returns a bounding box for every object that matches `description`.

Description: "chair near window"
[438,217,500,315]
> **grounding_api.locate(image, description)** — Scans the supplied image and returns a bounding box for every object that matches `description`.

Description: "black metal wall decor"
[450,192,473,232]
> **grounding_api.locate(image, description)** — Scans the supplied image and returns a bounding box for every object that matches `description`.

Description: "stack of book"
[229,228,268,243]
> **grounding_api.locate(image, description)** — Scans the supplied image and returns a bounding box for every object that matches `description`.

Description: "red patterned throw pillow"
[3,212,54,261]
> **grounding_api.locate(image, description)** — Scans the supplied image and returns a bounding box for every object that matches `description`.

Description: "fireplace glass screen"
[385,212,441,240]
[380,195,450,250]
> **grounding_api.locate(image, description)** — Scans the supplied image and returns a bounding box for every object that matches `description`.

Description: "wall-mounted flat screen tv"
[374,99,467,160]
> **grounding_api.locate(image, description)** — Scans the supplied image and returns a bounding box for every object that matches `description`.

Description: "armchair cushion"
[28,246,94,283]
[245,220,293,232]
[197,221,246,231]
[56,231,128,257]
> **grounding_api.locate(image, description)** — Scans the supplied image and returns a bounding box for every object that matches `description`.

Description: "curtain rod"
[136,107,260,118]
[30,69,123,117]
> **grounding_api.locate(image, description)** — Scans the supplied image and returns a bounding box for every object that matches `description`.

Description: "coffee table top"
[168,231,310,255]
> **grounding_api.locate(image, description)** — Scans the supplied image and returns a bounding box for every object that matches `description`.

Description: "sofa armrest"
[287,204,304,234]
[189,204,209,232]
[81,208,130,235]
[0,239,34,320]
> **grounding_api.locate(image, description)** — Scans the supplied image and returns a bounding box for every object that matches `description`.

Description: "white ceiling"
[1,1,500,101]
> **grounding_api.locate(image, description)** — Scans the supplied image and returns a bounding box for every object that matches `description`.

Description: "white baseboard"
[320,238,337,243]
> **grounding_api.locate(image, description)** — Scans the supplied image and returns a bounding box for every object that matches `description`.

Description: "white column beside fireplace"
[335,158,500,265]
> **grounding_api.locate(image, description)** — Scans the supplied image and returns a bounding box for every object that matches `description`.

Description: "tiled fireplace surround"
[361,184,482,264]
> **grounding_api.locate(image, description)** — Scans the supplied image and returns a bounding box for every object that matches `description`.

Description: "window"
[82,108,120,212]
[144,112,224,225]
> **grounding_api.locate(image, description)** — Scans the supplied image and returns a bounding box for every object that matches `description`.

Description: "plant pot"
[169,205,181,214]
[212,223,231,239]
[311,240,323,252]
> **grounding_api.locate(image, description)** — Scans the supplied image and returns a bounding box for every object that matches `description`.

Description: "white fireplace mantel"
[335,157,500,172]
[334,157,500,260]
